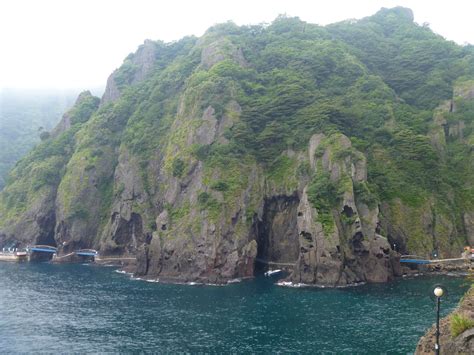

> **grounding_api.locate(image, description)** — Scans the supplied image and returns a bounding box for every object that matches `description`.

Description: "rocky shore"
[401,259,473,277]
[416,283,474,354]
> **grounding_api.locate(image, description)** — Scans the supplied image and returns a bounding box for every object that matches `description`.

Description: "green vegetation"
[210,181,229,191]
[197,191,221,220]
[307,171,342,234]
[307,172,341,213]
[353,182,378,209]
[265,155,299,191]
[0,92,99,225]
[0,7,473,255]
[327,7,474,109]
[68,93,100,125]
[172,158,185,177]
[450,313,474,337]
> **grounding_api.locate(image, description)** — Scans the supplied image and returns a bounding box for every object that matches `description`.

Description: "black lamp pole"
[435,296,440,355]
[433,286,444,355]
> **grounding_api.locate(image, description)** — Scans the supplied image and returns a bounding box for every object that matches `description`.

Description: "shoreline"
[6,255,471,288]
[112,265,471,288]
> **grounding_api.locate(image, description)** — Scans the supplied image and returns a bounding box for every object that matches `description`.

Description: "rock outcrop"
[101,40,160,105]
[290,134,400,285]
[416,286,474,355]
[50,91,97,138]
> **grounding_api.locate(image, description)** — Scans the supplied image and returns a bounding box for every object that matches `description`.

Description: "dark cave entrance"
[254,195,300,274]
[29,214,58,261]
[387,234,407,255]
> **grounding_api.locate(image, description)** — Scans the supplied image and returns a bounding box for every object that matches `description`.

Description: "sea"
[0,262,469,353]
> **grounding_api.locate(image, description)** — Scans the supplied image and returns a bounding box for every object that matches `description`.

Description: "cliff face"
[0,7,473,285]
[289,133,399,285]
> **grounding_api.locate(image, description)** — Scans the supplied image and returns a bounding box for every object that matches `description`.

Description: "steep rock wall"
[0,10,473,286]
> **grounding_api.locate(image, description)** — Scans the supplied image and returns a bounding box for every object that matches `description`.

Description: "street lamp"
[433,286,446,355]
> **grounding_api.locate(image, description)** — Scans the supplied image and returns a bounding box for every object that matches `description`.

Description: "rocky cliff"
[0,7,473,286]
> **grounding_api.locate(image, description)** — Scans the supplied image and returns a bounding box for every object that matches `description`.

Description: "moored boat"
[0,251,28,262]
[264,269,282,277]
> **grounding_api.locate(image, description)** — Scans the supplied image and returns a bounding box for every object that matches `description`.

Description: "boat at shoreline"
[264,269,282,277]
[0,251,28,262]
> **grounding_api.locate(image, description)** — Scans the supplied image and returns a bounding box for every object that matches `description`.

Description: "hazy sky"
[0,0,473,90]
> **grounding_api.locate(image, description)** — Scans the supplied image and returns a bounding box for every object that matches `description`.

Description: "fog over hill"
[0,89,78,189]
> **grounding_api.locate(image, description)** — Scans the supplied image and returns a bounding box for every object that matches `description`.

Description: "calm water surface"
[0,263,469,353]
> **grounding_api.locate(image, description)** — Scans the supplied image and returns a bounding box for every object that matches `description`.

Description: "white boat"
[0,251,28,262]
[264,269,282,277]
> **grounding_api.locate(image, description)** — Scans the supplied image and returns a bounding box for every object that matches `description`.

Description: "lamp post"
[433,286,444,355]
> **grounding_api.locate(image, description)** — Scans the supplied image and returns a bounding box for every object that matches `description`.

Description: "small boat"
[0,250,28,262]
[264,269,282,277]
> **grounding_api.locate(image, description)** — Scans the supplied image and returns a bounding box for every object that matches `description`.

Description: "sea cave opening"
[254,195,300,275]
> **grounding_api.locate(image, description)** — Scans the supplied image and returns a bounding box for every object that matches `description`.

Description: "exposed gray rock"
[463,212,474,245]
[51,91,94,138]
[101,40,159,105]
[130,40,158,84]
[54,144,118,255]
[453,82,474,102]
[429,100,450,156]
[50,111,72,138]
[256,195,300,264]
[194,106,218,145]
[101,71,121,104]
[200,37,248,69]
[289,133,398,286]
[308,133,325,170]
[448,120,466,140]
[217,100,241,144]
[1,188,57,248]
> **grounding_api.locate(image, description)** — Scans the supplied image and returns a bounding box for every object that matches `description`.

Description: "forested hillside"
[0,7,473,286]
[0,89,77,189]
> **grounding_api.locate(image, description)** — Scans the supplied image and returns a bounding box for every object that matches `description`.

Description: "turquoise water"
[0,263,469,353]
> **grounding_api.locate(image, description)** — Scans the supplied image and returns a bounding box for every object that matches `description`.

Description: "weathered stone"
[50,91,96,138]
[101,40,158,105]
[194,106,218,145]
[287,134,398,286]
[308,133,325,170]
[463,212,474,245]
[200,37,248,69]
[101,71,121,104]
